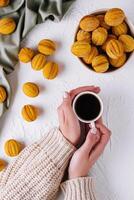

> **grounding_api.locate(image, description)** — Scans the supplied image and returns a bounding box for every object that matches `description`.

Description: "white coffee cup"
[72,91,103,133]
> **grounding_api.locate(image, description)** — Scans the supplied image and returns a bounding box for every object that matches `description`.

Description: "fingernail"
[63,91,68,99]
[95,87,100,91]
[90,128,97,134]
[88,124,92,129]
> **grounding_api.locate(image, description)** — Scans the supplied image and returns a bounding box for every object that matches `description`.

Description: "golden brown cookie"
[104,8,125,26]
[71,41,91,57]
[0,85,7,103]
[0,159,6,171]
[4,139,21,157]
[83,46,99,64]
[38,39,56,55]
[106,39,124,59]
[92,55,109,73]
[112,22,128,36]
[119,34,134,52]
[23,82,39,97]
[76,30,91,42]
[109,53,127,68]
[96,15,110,30]
[79,16,100,32]
[31,53,46,70]
[92,27,108,46]
[0,17,16,35]
[0,0,9,7]
[102,34,117,51]
[18,47,35,63]
[22,105,37,122]
[43,62,59,80]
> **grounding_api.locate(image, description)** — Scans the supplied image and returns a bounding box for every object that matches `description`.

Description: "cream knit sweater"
[0,128,96,200]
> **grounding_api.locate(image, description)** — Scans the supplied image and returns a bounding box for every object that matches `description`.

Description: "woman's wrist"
[59,127,80,146]
[69,172,88,180]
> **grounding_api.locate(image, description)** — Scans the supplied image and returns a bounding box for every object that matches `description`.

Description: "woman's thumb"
[63,92,72,105]
[63,92,71,101]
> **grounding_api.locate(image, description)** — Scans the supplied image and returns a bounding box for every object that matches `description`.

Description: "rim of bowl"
[74,9,134,74]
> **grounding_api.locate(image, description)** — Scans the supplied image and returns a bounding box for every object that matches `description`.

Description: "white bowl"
[74,9,134,73]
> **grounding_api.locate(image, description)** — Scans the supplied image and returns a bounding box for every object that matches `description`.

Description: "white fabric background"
[0,0,134,199]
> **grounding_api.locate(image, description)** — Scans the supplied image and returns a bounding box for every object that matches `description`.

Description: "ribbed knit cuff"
[61,177,96,200]
[39,128,76,170]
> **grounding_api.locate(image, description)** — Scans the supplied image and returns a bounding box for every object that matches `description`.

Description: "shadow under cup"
[72,91,103,123]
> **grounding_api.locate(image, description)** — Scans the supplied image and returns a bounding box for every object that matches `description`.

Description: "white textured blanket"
[0,0,134,199]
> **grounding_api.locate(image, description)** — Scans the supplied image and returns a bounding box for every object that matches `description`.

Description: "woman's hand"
[70,85,101,147]
[69,85,100,101]
[57,86,100,146]
[58,92,81,146]
[68,122,111,179]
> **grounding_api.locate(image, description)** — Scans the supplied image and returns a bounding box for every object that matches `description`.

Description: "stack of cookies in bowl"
[71,8,134,73]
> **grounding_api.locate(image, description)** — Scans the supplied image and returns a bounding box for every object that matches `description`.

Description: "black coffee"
[74,94,101,121]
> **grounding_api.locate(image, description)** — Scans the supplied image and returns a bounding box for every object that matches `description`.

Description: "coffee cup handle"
[89,121,97,134]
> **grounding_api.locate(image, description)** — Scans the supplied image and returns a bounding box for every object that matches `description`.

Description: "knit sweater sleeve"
[0,128,76,200]
[61,177,96,200]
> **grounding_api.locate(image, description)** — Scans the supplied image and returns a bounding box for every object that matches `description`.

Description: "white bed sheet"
[0,0,134,199]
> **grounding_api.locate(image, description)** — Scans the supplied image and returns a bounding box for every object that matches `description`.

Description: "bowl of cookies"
[71,8,134,73]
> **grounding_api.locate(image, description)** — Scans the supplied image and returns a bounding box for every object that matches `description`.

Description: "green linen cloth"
[0,0,75,118]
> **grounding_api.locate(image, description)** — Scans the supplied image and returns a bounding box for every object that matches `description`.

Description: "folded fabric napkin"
[0,0,75,118]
